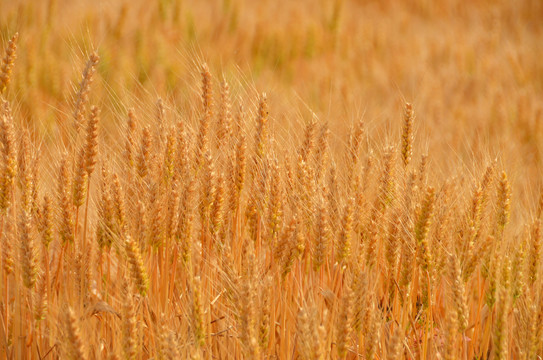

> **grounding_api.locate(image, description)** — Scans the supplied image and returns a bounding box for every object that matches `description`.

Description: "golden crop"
[0,0,542,359]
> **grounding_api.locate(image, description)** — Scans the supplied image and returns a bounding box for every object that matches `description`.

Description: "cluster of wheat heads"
[0,36,542,360]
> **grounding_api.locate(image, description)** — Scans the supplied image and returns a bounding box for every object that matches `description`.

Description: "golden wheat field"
[0,0,543,359]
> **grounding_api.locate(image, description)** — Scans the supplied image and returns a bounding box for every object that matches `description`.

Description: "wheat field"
[0,0,542,359]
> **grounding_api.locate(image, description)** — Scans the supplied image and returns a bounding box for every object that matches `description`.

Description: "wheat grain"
[0,33,18,94]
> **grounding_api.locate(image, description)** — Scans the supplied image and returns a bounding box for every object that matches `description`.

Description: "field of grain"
[0,0,542,359]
